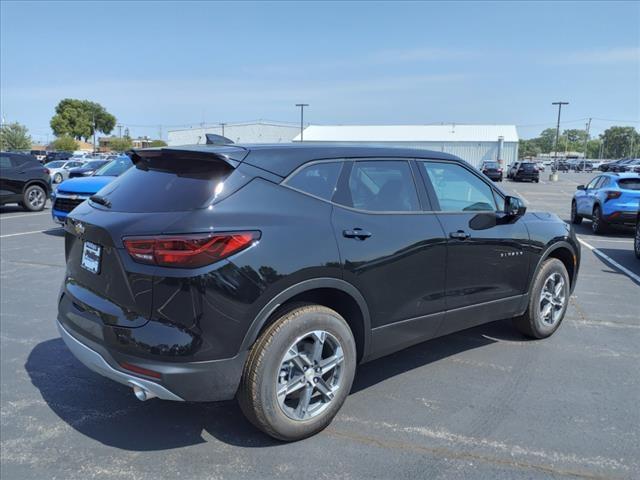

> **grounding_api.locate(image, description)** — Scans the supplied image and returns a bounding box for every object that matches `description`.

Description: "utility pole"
[117,124,123,138]
[295,104,309,141]
[552,101,569,170]
[92,112,97,152]
[220,122,226,137]
[582,118,591,170]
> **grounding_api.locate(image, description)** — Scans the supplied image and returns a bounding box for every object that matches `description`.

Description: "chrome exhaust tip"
[132,385,157,401]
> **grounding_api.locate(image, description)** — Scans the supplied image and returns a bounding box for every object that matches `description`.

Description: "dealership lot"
[1,173,638,479]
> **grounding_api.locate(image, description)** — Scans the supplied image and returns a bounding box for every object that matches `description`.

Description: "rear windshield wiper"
[90,194,112,208]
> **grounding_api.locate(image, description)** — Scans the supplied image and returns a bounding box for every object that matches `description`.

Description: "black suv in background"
[508,161,540,182]
[0,152,51,211]
[57,145,580,441]
[480,161,503,181]
[45,151,72,163]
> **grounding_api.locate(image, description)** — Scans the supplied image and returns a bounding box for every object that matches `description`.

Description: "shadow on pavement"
[26,320,518,451]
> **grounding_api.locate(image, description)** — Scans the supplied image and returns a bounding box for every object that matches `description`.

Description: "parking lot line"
[0,212,50,220]
[0,228,61,238]
[578,237,640,284]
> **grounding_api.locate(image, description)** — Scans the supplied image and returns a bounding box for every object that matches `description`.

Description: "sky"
[1,1,639,143]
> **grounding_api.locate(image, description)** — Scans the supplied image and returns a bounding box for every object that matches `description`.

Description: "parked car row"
[0,151,132,212]
[599,158,640,173]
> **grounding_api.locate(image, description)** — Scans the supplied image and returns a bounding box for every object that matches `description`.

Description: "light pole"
[582,118,591,170]
[552,101,569,170]
[220,122,226,137]
[295,104,309,141]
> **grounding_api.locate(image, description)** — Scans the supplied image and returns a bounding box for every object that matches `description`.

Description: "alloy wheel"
[538,272,566,326]
[28,188,45,209]
[276,330,344,421]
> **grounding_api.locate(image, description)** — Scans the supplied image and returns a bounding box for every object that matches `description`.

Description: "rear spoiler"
[129,145,249,170]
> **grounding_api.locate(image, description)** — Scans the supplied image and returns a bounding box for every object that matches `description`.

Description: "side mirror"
[577,185,585,190]
[504,195,526,217]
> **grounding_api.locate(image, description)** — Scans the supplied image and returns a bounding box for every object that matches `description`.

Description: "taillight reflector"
[123,231,260,268]
[120,362,162,379]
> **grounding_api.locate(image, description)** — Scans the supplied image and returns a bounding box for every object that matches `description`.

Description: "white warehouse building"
[294,124,519,169]
[167,120,300,146]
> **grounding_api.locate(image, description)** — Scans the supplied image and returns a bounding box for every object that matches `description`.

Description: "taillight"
[498,168,503,173]
[604,191,622,201]
[123,231,260,268]
[44,168,50,174]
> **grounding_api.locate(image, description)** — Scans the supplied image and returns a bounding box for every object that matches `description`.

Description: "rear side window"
[0,154,11,168]
[618,178,640,190]
[422,162,497,212]
[285,162,342,201]
[339,160,420,212]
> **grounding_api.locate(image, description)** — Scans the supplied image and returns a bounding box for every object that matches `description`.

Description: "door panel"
[419,160,531,316]
[331,159,447,334]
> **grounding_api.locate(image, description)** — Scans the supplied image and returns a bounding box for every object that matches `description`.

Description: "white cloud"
[554,47,640,64]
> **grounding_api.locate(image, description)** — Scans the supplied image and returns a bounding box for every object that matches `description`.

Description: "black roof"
[133,143,462,178]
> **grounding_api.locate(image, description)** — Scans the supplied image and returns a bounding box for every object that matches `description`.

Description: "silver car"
[47,160,86,184]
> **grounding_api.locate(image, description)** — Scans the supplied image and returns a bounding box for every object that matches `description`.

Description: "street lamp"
[295,104,309,141]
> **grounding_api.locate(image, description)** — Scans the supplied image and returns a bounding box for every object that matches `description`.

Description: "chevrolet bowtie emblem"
[74,222,85,235]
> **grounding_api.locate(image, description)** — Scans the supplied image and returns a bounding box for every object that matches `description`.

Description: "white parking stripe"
[0,228,61,238]
[0,212,50,220]
[578,237,640,284]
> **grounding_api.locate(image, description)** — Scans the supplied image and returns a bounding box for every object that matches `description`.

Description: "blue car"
[51,156,132,224]
[571,172,640,234]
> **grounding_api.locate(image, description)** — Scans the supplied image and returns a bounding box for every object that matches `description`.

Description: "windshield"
[47,161,65,168]
[84,160,106,169]
[93,157,133,177]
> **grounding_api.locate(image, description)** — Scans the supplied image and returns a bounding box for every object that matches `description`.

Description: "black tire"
[570,201,583,225]
[634,222,640,259]
[513,258,570,339]
[591,205,607,234]
[53,172,63,183]
[22,185,46,212]
[238,304,357,441]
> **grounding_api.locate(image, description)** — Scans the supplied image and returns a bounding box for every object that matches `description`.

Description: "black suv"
[57,145,580,441]
[0,152,51,211]
[508,161,540,182]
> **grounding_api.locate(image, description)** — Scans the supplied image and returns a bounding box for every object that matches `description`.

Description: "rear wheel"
[570,201,582,225]
[514,258,570,339]
[53,172,63,183]
[238,305,356,441]
[591,205,607,234]
[22,185,46,212]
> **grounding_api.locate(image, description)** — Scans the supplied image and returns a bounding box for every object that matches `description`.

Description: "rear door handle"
[343,228,372,240]
[449,230,471,240]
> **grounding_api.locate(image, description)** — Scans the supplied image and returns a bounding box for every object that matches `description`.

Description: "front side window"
[339,160,420,212]
[285,162,342,201]
[422,162,497,212]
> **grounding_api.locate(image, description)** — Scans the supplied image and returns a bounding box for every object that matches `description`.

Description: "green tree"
[518,139,541,158]
[50,99,116,141]
[563,129,588,152]
[0,122,32,151]
[586,139,601,159]
[109,137,132,152]
[52,135,79,152]
[600,126,640,159]
[537,128,559,153]
[150,139,167,147]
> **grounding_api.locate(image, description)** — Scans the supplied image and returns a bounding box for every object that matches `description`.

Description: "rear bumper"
[57,289,248,402]
[604,211,639,225]
[58,320,184,401]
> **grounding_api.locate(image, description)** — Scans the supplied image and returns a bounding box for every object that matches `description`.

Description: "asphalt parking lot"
[1,172,638,480]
